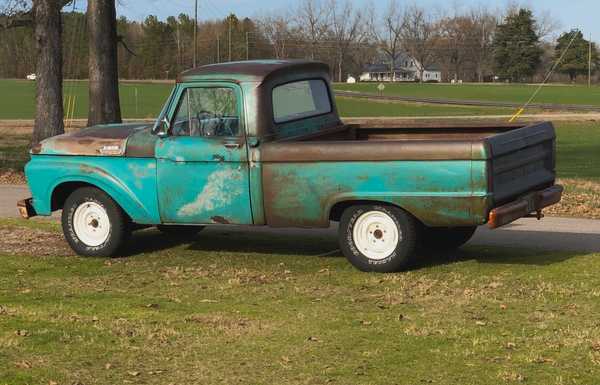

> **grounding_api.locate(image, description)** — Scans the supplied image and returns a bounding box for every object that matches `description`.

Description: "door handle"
[224,142,241,149]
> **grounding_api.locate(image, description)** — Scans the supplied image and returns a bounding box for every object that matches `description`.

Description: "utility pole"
[589,33,593,87]
[246,31,249,60]
[228,16,232,62]
[193,0,198,68]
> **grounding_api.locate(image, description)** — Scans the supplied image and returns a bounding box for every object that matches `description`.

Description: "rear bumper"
[17,198,37,219]
[487,185,563,229]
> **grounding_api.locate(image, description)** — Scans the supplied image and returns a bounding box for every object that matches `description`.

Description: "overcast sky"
[99,0,599,40]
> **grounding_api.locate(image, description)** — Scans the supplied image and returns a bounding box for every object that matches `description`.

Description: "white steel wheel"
[352,210,401,260]
[72,201,111,247]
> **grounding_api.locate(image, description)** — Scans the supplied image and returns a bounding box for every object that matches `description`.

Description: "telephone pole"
[193,0,198,68]
[589,33,592,87]
[228,16,232,62]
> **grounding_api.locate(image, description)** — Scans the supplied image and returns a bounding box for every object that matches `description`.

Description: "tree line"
[1,0,598,84]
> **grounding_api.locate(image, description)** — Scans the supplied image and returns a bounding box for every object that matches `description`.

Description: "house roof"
[363,64,415,73]
[177,60,330,83]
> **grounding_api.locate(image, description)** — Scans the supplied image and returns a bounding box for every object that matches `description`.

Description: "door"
[155,84,253,225]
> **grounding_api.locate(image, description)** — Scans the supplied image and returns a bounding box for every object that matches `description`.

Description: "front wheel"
[62,187,131,257]
[339,205,419,273]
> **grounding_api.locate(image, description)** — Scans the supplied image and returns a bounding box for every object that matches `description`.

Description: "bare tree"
[329,0,366,82]
[1,0,70,143]
[368,0,404,81]
[33,0,65,142]
[295,0,329,60]
[469,7,496,82]
[400,5,439,82]
[258,13,291,59]
[87,0,121,126]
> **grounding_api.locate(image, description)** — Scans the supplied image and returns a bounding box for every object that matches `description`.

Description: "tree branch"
[117,35,136,56]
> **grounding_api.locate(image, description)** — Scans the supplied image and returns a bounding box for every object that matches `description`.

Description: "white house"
[359,52,441,83]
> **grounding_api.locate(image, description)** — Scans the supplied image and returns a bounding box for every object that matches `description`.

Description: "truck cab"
[20,60,563,272]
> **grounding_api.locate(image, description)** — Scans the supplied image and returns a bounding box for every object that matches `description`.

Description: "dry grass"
[1,217,600,384]
[546,179,600,219]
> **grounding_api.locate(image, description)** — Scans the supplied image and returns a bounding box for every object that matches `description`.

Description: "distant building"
[359,52,441,83]
[26,73,37,81]
[346,76,356,84]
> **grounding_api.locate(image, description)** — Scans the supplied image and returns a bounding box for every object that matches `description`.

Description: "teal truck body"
[20,60,563,272]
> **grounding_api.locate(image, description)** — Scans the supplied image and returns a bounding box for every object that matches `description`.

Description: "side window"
[171,87,240,137]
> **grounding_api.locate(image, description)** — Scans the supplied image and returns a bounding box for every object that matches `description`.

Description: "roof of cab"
[177,59,330,83]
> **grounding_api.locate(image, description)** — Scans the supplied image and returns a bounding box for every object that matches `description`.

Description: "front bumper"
[17,198,37,219]
[487,185,563,229]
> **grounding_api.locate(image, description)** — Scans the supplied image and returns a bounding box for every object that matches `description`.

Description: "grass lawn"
[336,97,510,117]
[334,82,600,106]
[1,79,513,120]
[1,218,600,384]
[0,80,173,120]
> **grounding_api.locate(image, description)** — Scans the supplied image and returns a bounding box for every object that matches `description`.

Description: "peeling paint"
[177,168,244,216]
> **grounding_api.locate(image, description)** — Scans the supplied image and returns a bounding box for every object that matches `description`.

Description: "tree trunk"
[32,0,64,144]
[87,0,121,126]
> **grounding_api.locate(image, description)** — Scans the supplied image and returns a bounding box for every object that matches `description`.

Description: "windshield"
[272,79,332,124]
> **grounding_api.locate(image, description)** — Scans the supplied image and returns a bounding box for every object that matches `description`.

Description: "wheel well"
[329,200,411,222]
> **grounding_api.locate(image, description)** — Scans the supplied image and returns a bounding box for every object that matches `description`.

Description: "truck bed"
[260,121,556,227]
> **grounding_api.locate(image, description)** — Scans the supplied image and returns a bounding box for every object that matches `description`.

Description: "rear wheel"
[339,204,419,273]
[422,226,477,251]
[62,187,130,257]
[156,225,204,238]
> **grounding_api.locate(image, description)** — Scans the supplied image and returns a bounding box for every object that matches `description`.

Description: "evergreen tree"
[492,8,543,82]
[555,30,598,82]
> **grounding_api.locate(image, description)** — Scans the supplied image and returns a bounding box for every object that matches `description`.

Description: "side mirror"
[156,117,170,137]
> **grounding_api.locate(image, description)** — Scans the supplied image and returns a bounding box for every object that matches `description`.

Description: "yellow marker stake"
[509,107,525,123]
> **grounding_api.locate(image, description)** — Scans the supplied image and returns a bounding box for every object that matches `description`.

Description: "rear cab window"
[272,79,332,124]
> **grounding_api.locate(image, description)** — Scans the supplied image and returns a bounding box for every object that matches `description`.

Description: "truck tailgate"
[485,122,556,204]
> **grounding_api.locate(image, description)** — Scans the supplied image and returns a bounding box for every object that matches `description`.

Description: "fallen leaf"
[15,360,32,369]
[128,371,140,376]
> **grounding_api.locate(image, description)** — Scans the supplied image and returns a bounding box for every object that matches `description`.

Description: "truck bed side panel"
[262,160,489,227]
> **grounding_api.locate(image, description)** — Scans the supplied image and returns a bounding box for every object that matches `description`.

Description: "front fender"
[25,156,160,224]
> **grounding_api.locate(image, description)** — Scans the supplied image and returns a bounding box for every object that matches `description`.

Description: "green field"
[0,80,172,120]
[0,79,513,120]
[1,218,600,384]
[334,82,600,106]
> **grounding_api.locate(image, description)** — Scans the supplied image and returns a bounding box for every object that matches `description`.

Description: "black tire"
[339,204,419,273]
[62,187,131,257]
[421,226,477,251]
[156,225,204,238]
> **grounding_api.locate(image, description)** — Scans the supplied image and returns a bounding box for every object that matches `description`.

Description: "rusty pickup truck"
[19,60,563,272]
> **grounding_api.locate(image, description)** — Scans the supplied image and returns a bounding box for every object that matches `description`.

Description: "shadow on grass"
[123,226,341,258]
[413,243,586,270]
[122,226,595,269]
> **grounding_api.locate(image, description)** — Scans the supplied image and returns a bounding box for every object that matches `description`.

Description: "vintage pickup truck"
[19,60,563,272]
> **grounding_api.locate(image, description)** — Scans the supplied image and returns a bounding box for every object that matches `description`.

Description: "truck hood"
[32,123,154,157]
